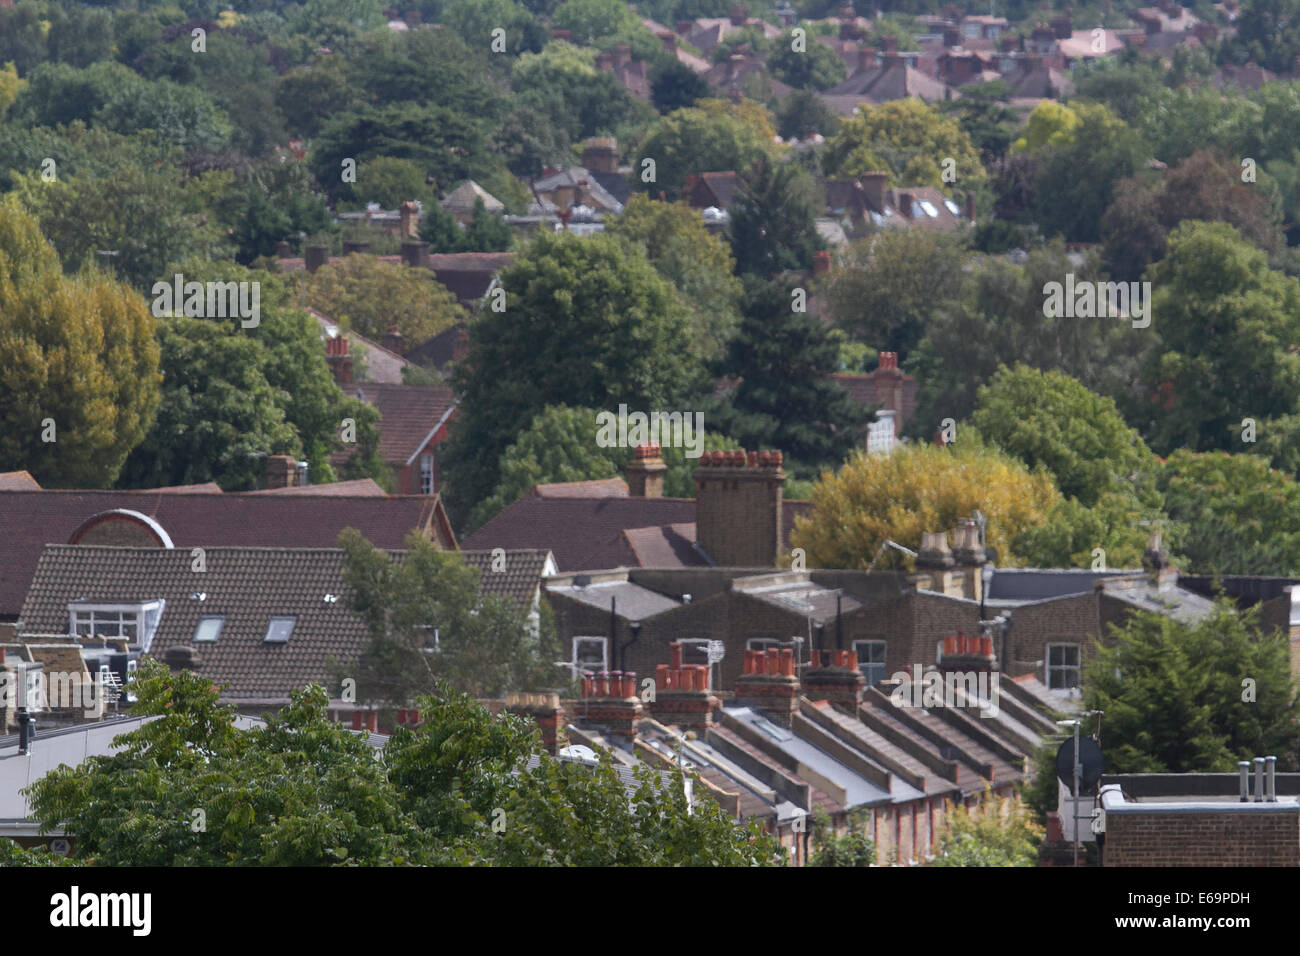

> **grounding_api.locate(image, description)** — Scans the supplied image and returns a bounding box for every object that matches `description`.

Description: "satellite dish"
[1056,736,1104,795]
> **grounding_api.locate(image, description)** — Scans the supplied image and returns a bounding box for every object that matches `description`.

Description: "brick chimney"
[399,200,420,239]
[952,517,986,567]
[342,239,371,256]
[730,5,748,26]
[915,531,955,569]
[275,240,293,259]
[898,190,914,218]
[1050,14,1072,38]
[650,642,718,729]
[400,240,427,268]
[880,34,898,54]
[551,28,571,41]
[804,649,866,712]
[938,632,996,680]
[579,668,643,740]
[325,335,353,384]
[856,45,877,71]
[813,250,831,276]
[596,51,614,72]
[627,442,667,498]
[965,191,977,223]
[264,454,299,490]
[304,244,329,273]
[383,324,404,355]
[877,350,898,373]
[694,449,785,567]
[944,25,960,47]
[734,647,800,725]
[505,691,566,755]
[859,171,887,212]
[612,43,631,68]
[1142,528,1177,587]
[581,137,619,174]
[658,30,677,54]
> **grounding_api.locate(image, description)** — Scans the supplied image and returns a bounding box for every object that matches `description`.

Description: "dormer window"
[69,600,166,653]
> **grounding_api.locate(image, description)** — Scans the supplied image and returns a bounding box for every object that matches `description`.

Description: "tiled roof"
[546,579,681,620]
[822,59,951,103]
[0,490,448,619]
[532,478,628,498]
[331,384,455,467]
[246,479,388,497]
[463,496,697,571]
[461,548,554,609]
[404,323,467,371]
[621,523,706,567]
[441,180,505,215]
[18,544,552,701]
[0,472,39,491]
[312,308,410,384]
[707,721,845,815]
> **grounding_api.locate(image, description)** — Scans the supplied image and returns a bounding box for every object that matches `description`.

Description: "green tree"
[301,254,468,349]
[1086,604,1300,772]
[274,53,364,139]
[1227,0,1300,73]
[607,193,743,357]
[821,229,968,357]
[727,154,821,277]
[809,811,876,866]
[0,199,161,488]
[970,365,1159,508]
[767,30,847,90]
[440,231,705,527]
[1031,102,1145,243]
[633,98,776,198]
[930,790,1042,866]
[710,275,871,476]
[650,57,710,114]
[461,196,513,252]
[824,98,985,191]
[790,441,1062,570]
[511,42,644,147]
[338,529,555,707]
[551,0,641,45]
[774,88,841,142]
[216,156,334,265]
[442,0,544,56]
[1134,221,1300,457]
[348,156,437,210]
[1158,450,1300,576]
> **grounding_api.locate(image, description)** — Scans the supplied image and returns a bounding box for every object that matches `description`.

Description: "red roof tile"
[331,384,456,467]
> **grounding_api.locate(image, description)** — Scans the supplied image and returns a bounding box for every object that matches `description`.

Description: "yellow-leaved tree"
[0,198,161,487]
[300,253,467,350]
[790,442,1061,569]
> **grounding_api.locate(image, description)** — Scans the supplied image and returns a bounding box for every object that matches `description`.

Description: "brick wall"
[1009,592,1100,681]
[1104,808,1300,866]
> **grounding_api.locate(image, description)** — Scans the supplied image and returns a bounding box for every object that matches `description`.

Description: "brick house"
[330,384,456,495]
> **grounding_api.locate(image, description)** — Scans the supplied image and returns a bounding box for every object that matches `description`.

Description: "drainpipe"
[835,594,843,650]
[618,622,642,678]
[609,596,617,670]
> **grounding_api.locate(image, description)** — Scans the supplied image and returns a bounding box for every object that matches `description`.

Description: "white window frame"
[68,600,165,653]
[746,637,785,651]
[420,453,435,494]
[194,615,225,643]
[572,636,608,680]
[853,640,888,685]
[419,625,440,654]
[1046,643,1081,692]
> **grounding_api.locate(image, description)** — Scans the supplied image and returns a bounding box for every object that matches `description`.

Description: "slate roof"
[621,523,705,567]
[17,544,552,701]
[331,384,456,467]
[822,58,951,105]
[685,171,741,210]
[404,323,467,371]
[1100,577,1216,624]
[441,180,505,216]
[546,578,681,620]
[987,568,1142,601]
[0,489,450,619]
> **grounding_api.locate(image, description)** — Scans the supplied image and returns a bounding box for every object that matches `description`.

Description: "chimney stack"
[383,324,404,355]
[1050,14,1072,38]
[734,647,800,725]
[965,191,977,223]
[813,250,831,276]
[658,30,677,54]
[399,200,420,239]
[627,443,667,498]
[650,642,718,729]
[400,240,428,269]
[579,669,643,740]
[275,240,293,259]
[803,649,866,711]
[264,454,298,490]
[304,244,329,274]
[505,692,566,755]
[944,25,960,47]
[342,239,371,256]
[612,43,631,68]
[898,190,914,218]
[325,335,353,384]
[694,449,785,567]
[916,531,954,569]
[880,34,899,54]
[730,5,748,26]
[596,51,614,72]
[859,171,888,212]
[581,137,619,174]
[551,28,571,41]
[857,45,877,72]
[952,517,986,567]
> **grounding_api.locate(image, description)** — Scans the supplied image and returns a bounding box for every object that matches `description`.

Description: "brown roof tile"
[532,478,628,499]
[331,384,456,467]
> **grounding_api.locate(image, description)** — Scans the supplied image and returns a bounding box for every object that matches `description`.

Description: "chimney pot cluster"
[581,670,638,700]
[809,649,859,669]
[742,647,796,677]
[325,336,349,357]
[878,351,898,371]
[942,632,994,658]
[699,449,783,467]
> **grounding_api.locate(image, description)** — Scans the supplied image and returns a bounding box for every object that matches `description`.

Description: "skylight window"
[944,199,961,216]
[264,616,297,643]
[918,200,939,218]
[194,615,224,643]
